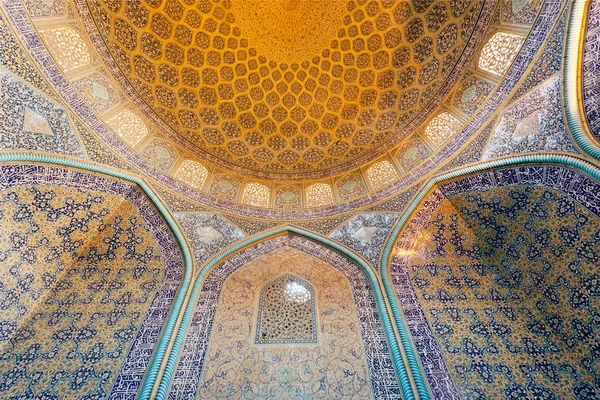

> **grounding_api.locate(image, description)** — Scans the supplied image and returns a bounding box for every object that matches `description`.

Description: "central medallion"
[229,0,347,63]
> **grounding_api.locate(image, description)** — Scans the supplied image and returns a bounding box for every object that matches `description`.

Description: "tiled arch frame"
[160,227,430,400]
[0,153,194,400]
[379,153,600,399]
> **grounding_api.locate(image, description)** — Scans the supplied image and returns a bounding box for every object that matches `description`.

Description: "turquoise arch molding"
[0,152,426,400]
[379,153,600,398]
[156,225,423,400]
[0,152,193,400]
[565,0,600,160]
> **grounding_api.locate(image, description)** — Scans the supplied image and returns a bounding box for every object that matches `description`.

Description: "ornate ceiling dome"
[84,0,486,180]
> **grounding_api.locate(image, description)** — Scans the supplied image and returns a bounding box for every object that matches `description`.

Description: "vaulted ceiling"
[86,0,487,180]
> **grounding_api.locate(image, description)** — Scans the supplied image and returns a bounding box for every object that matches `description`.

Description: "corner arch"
[0,152,194,400]
[159,225,421,400]
[380,153,600,398]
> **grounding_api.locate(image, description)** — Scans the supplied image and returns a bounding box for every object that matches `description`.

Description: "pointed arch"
[159,225,423,400]
[380,154,600,399]
[0,153,194,400]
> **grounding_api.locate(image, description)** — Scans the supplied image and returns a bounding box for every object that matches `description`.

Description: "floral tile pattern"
[169,235,402,400]
[391,165,600,399]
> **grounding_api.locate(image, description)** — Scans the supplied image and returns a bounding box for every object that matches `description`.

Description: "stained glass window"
[366,160,398,189]
[424,112,462,148]
[174,160,209,190]
[256,275,317,344]
[107,110,149,146]
[306,183,334,207]
[478,32,525,76]
[242,182,270,207]
[41,27,91,72]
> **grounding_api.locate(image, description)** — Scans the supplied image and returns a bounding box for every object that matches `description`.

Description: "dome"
[1,0,600,399]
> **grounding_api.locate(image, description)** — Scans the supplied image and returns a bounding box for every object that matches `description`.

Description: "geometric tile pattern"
[81,0,486,177]
[255,273,317,344]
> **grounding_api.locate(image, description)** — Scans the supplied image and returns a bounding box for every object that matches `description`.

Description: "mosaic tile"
[293,213,356,236]
[74,119,136,173]
[391,165,600,399]
[139,137,181,171]
[155,187,209,213]
[174,213,245,267]
[451,71,495,115]
[510,11,566,103]
[439,119,495,172]
[72,69,121,115]
[368,183,422,213]
[484,76,577,159]
[0,14,54,97]
[221,215,282,236]
[410,187,599,398]
[0,0,561,219]
[0,69,85,158]
[395,138,434,172]
[330,213,400,266]
[0,164,183,400]
[23,0,66,18]
[501,0,545,25]
[169,235,401,400]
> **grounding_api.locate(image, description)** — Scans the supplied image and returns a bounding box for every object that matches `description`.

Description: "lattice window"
[242,182,270,207]
[425,112,462,148]
[41,27,91,72]
[306,183,334,207]
[366,160,398,189]
[174,160,209,190]
[478,32,525,76]
[256,275,317,344]
[107,110,149,146]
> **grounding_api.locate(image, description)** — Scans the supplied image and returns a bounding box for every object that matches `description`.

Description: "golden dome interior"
[87,0,484,180]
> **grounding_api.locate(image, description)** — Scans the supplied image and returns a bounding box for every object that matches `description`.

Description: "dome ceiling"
[86,0,486,180]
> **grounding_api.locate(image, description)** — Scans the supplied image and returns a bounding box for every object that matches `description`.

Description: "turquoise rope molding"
[0,152,193,400]
[565,0,600,160]
[155,226,420,400]
[379,153,600,398]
